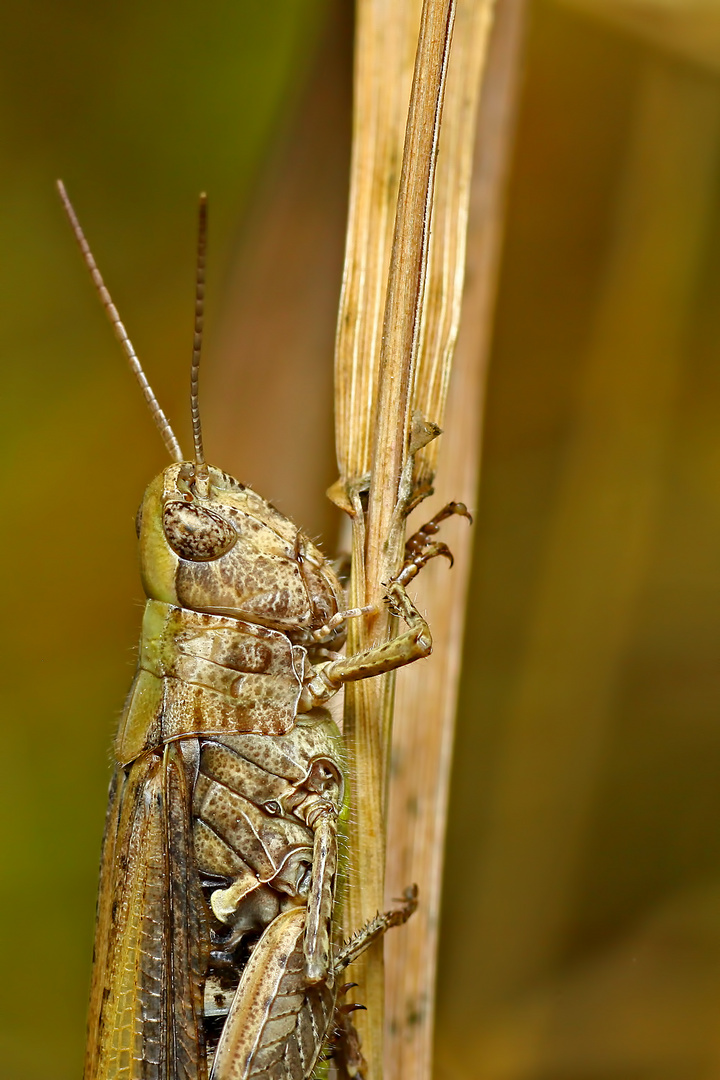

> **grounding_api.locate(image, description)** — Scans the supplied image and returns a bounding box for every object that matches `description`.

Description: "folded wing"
[85,742,209,1080]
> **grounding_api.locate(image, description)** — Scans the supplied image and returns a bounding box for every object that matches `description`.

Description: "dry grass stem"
[384,5,528,1076]
[334,0,423,487]
[332,0,499,1076]
[411,0,497,492]
[364,0,457,562]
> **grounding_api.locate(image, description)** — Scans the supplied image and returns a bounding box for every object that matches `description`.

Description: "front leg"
[300,578,432,707]
[300,502,471,708]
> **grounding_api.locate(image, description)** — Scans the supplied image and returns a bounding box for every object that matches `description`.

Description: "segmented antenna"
[190,193,208,474]
[56,180,183,462]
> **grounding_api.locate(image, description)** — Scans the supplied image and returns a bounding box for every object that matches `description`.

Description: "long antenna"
[190,193,208,474]
[56,180,183,462]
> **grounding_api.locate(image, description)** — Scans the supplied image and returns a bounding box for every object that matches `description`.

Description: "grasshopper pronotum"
[59,182,469,1080]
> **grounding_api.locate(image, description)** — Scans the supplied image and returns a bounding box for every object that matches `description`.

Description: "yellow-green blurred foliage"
[3,1,720,1078]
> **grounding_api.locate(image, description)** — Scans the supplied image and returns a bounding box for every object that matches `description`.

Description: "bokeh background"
[2,1,720,1077]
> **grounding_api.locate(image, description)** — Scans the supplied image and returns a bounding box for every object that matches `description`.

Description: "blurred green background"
[2,1,720,1077]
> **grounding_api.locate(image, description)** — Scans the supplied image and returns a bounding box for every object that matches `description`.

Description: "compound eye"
[163,501,237,562]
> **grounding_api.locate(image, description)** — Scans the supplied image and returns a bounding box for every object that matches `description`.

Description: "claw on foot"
[392,502,472,588]
[407,501,472,553]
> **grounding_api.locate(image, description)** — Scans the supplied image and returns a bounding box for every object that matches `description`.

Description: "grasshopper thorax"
[137,462,345,645]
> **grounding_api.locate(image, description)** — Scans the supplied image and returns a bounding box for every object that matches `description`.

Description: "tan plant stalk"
[331,0,498,1075]
[384,4,528,1076]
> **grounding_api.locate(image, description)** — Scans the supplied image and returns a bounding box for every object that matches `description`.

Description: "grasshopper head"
[137,462,344,644]
[58,188,344,644]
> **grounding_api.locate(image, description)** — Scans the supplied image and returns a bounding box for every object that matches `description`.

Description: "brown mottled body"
[86,462,445,1080]
[55,184,462,1080]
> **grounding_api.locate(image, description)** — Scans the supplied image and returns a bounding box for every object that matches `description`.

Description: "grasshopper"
[59,184,469,1080]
